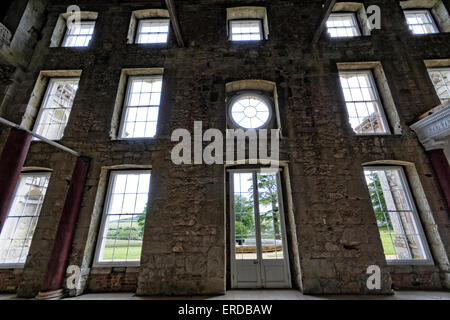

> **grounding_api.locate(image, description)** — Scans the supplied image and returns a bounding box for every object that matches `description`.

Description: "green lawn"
[379,231,395,256]
[102,245,142,260]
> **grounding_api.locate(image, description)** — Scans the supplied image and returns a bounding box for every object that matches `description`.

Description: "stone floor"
[1,289,450,300]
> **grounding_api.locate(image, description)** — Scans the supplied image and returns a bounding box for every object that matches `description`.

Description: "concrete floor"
[1,289,450,300]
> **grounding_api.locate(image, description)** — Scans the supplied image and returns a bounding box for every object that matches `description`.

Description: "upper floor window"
[119,76,163,139]
[33,78,80,140]
[327,13,361,38]
[403,9,439,34]
[229,20,263,41]
[339,70,390,134]
[0,172,50,267]
[363,166,431,263]
[135,19,170,44]
[94,170,151,266]
[226,7,269,42]
[230,93,271,129]
[427,68,450,103]
[62,20,96,47]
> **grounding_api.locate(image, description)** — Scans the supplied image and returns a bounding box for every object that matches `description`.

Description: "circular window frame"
[228,91,273,130]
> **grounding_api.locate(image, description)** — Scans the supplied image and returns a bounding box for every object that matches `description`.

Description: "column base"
[35,289,65,300]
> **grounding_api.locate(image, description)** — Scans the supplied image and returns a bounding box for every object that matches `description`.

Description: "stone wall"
[0,0,449,297]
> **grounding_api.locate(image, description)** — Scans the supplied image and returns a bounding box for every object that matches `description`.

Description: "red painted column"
[428,149,450,213]
[40,156,90,294]
[0,128,32,232]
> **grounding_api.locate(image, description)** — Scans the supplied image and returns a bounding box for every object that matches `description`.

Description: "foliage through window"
[364,167,430,263]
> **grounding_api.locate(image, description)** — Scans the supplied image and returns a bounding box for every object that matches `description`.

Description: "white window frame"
[427,67,450,103]
[327,12,361,38]
[228,92,273,129]
[62,20,96,47]
[135,18,170,44]
[229,19,264,41]
[364,166,433,265]
[404,9,439,35]
[93,170,151,267]
[118,75,163,140]
[32,77,80,141]
[339,70,391,135]
[0,172,51,269]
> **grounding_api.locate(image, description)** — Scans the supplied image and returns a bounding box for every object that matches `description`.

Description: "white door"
[229,169,291,288]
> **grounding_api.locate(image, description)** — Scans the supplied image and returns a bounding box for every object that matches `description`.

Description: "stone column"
[427,148,450,212]
[0,128,32,232]
[36,156,90,300]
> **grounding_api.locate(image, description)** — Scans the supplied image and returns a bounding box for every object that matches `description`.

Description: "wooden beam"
[311,0,337,46]
[165,0,185,47]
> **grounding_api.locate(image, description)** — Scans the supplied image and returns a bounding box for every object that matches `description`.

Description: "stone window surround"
[362,160,449,284]
[225,80,282,132]
[400,0,450,32]
[424,59,450,105]
[226,7,269,40]
[337,62,402,135]
[50,11,98,48]
[110,68,164,140]
[331,2,372,36]
[20,70,83,132]
[126,9,170,44]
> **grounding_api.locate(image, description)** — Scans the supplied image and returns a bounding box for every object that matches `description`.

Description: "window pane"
[97,171,151,264]
[33,78,80,140]
[121,77,162,138]
[427,68,450,103]
[230,20,262,41]
[364,167,428,261]
[338,71,389,134]
[404,10,439,35]
[136,19,170,44]
[62,21,95,47]
[230,94,271,129]
[0,173,50,265]
[327,13,361,38]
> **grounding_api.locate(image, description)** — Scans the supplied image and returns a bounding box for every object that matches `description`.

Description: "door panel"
[230,170,291,289]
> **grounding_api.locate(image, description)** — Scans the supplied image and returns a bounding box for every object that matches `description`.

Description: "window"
[364,167,431,263]
[229,20,263,41]
[33,78,79,140]
[427,68,450,103]
[119,76,162,139]
[0,173,50,267]
[95,171,151,266]
[327,13,361,38]
[404,10,439,34]
[339,70,390,134]
[229,93,271,129]
[62,21,95,47]
[135,19,170,44]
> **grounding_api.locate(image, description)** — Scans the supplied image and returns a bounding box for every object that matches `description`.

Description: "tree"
[366,172,393,231]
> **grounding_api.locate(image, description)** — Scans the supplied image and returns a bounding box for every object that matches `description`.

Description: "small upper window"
[339,70,390,134]
[327,13,361,38]
[230,93,271,129]
[62,21,96,47]
[230,20,263,41]
[404,10,439,34]
[136,19,170,44]
[427,68,450,103]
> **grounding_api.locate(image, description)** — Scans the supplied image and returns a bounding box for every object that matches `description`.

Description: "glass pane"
[257,173,283,260]
[327,13,360,38]
[233,173,257,260]
[230,20,262,41]
[98,172,151,263]
[0,174,50,265]
[63,21,95,47]
[364,168,428,261]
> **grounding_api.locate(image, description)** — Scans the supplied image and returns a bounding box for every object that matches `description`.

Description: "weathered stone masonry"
[0,0,449,297]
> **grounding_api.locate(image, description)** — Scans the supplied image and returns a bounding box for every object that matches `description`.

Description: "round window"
[230,94,271,129]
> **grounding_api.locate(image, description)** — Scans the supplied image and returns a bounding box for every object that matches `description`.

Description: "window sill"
[386,260,434,267]
[0,264,25,270]
[91,263,140,269]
